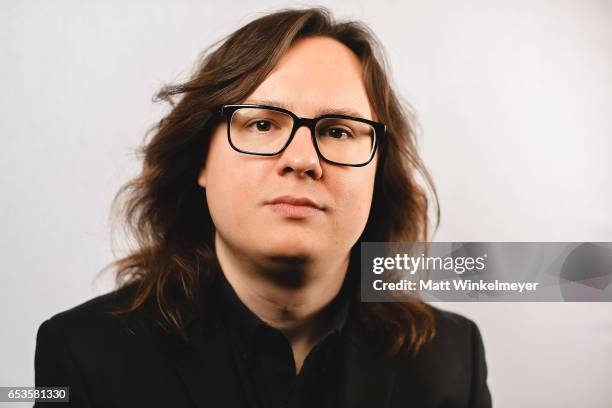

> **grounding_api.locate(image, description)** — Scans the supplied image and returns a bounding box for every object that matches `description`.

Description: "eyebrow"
[242,98,371,120]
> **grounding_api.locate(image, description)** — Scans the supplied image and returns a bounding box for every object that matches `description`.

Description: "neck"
[214,233,349,371]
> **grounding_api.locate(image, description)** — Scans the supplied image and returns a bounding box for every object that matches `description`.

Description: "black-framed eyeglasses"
[220,104,385,167]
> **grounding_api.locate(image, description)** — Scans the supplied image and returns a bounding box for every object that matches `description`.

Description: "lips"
[265,195,324,218]
[266,195,323,210]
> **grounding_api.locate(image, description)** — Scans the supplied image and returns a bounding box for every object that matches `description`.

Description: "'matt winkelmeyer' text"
[372,279,539,292]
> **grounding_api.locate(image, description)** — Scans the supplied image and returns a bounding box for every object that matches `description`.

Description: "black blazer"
[34,284,492,407]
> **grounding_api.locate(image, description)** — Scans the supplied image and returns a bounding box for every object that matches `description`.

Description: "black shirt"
[215,272,350,408]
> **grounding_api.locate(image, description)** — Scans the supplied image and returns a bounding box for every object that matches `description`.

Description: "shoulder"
[50,283,137,318]
[429,304,483,344]
[396,305,491,399]
[36,283,147,350]
[391,305,491,406]
[411,304,486,362]
[34,283,158,393]
[391,304,487,378]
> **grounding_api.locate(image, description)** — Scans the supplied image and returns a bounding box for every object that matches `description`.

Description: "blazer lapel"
[340,314,396,408]
[168,322,249,408]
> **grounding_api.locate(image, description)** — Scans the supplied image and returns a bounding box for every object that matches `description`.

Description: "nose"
[275,125,323,180]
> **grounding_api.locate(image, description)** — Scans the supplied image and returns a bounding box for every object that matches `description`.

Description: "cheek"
[203,132,258,234]
[329,166,377,236]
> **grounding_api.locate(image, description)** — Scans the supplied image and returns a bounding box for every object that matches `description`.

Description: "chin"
[257,236,317,261]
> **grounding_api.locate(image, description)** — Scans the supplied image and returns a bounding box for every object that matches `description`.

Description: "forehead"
[244,36,373,120]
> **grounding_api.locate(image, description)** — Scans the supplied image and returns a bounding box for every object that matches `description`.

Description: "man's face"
[198,36,378,268]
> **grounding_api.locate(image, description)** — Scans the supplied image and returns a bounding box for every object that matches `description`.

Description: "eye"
[322,126,354,139]
[247,120,274,132]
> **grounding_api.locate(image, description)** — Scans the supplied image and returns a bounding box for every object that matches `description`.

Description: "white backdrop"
[1,1,611,407]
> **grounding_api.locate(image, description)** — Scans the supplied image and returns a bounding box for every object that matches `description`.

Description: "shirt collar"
[217,271,265,351]
[216,270,351,355]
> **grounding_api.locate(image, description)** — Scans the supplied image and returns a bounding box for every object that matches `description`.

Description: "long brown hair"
[104,7,440,356]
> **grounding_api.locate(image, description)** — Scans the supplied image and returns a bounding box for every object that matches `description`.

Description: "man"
[35,8,492,407]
